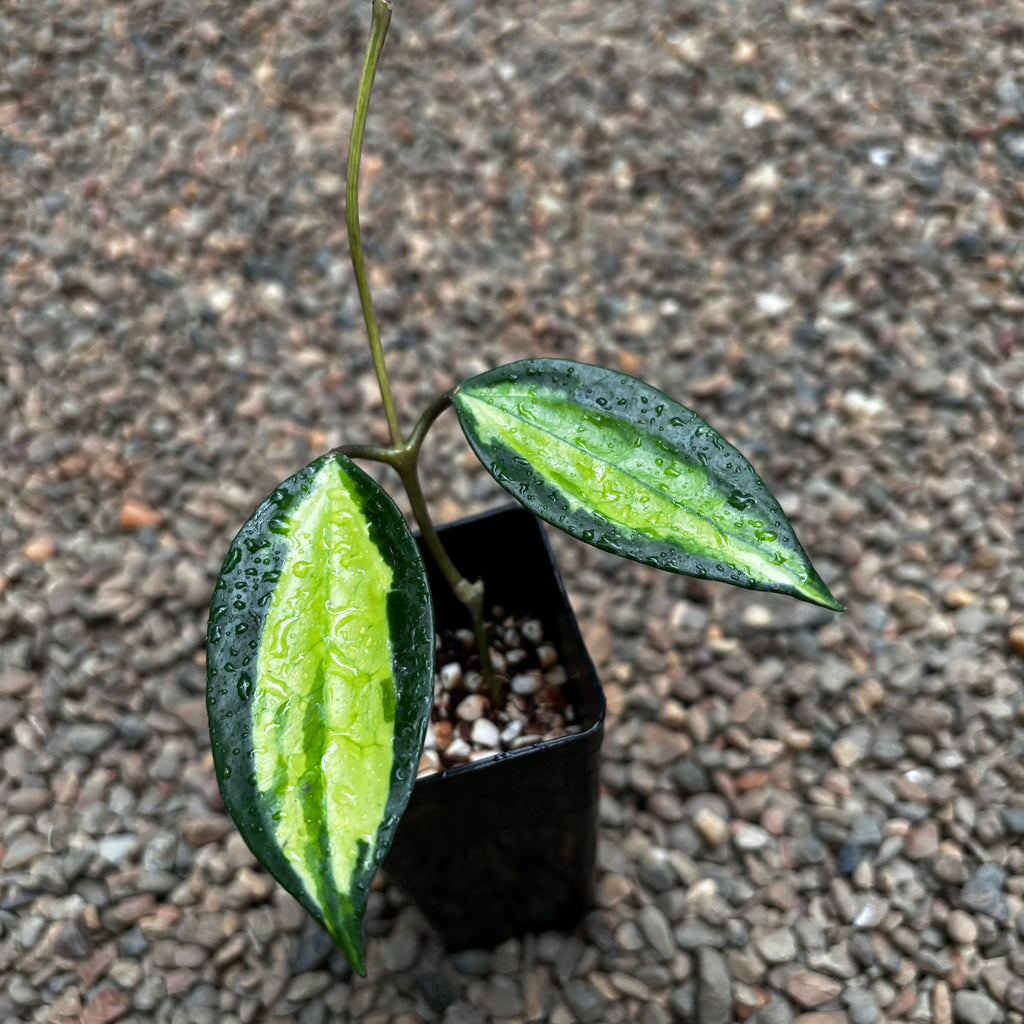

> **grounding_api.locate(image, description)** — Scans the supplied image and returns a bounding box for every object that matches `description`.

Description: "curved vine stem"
[347,0,401,446]
[343,3,500,700]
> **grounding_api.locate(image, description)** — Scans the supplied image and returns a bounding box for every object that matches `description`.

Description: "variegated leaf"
[206,454,434,974]
[452,358,841,611]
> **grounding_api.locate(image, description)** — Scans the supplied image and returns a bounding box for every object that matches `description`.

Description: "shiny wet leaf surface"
[453,359,841,610]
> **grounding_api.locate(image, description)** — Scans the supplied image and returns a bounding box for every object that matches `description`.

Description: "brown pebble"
[785,969,843,1008]
[22,535,56,561]
[933,981,952,1024]
[118,499,163,530]
[102,893,157,929]
[433,719,453,750]
[164,968,198,996]
[904,820,940,860]
[1008,623,1024,657]
[595,873,632,908]
[79,987,130,1024]
[75,949,113,987]
[887,988,917,1017]
[182,815,232,846]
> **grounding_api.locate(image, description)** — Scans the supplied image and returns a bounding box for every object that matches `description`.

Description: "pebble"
[961,866,1010,921]
[786,971,843,1008]
[674,921,726,950]
[945,910,978,945]
[637,904,675,959]
[694,808,730,847]
[953,991,999,1024]
[904,821,940,860]
[97,834,138,864]
[844,987,879,1024]
[118,499,163,530]
[478,976,523,1018]
[80,988,131,1024]
[757,997,795,1024]
[511,672,542,695]
[66,722,114,755]
[2,833,45,869]
[469,717,500,748]
[384,925,421,973]
[562,979,606,1024]
[758,929,799,964]
[182,816,232,846]
[455,695,488,722]
[696,948,731,1024]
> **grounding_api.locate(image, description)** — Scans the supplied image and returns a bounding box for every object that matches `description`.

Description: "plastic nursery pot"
[383,504,606,951]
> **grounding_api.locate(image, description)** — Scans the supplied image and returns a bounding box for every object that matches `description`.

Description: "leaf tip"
[798,576,844,612]
[324,913,367,976]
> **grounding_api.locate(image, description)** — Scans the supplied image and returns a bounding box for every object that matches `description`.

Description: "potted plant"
[205,0,842,977]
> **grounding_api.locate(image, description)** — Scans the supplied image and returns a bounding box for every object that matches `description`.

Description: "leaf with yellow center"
[206,454,433,974]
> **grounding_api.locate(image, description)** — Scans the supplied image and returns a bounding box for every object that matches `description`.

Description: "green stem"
[347,0,401,446]
[343,4,501,703]
[393,454,500,703]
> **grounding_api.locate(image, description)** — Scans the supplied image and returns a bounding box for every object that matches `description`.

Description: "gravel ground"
[2,1,1024,1022]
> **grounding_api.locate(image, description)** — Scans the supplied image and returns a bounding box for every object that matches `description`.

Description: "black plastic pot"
[383,504,606,950]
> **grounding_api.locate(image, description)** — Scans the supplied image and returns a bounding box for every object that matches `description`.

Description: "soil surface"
[2,1,1023,1023]
[424,613,579,776]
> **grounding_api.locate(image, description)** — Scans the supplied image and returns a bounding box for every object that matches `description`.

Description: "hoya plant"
[206,0,841,976]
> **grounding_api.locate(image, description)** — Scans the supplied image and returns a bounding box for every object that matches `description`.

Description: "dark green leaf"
[206,454,434,974]
[452,358,841,610]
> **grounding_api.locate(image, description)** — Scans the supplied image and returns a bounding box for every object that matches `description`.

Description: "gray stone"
[97,834,138,864]
[669,981,696,1021]
[553,935,585,982]
[288,929,334,974]
[916,948,953,976]
[451,949,493,976]
[441,1003,488,1024]
[844,986,880,1024]
[66,722,114,754]
[17,915,46,949]
[2,833,44,869]
[1001,807,1024,836]
[953,990,999,1024]
[675,921,725,950]
[298,1002,327,1024]
[848,931,876,968]
[285,971,332,1003]
[851,816,884,846]
[418,970,460,1012]
[133,976,167,1012]
[757,928,798,964]
[638,904,675,959]
[696,947,731,1024]
[961,865,1009,922]
[563,979,607,1024]
[478,976,523,1018]
[384,924,421,973]
[8,975,41,1008]
[637,857,677,893]
[1005,978,1024,1013]
[752,996,794,1024]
